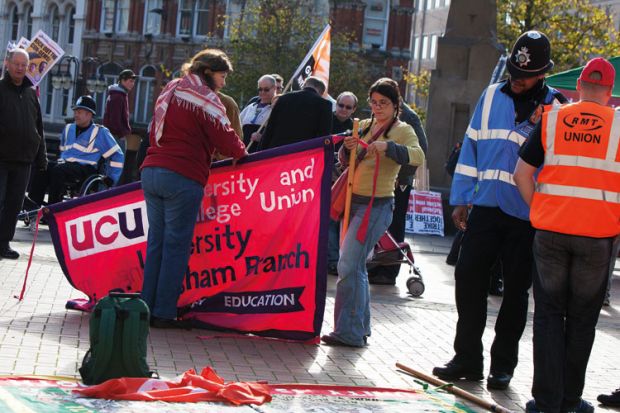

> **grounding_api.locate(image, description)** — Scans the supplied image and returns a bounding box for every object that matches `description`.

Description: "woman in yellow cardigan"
[322,78,425,347]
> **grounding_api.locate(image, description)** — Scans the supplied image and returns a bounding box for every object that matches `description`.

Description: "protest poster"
[24,30,64,87]
[405,190,444,236]
[17,36,30,49]
[45,138,333,341]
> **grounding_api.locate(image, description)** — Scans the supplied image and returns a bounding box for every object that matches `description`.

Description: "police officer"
[515,57,619,413]
[432,31,566,390]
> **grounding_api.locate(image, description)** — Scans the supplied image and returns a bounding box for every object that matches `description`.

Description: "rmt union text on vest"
[563,131,601,144]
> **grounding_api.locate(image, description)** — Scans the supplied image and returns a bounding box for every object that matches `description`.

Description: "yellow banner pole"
[341,118,359,242]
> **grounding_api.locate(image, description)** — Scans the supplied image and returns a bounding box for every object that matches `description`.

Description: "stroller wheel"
[407,278,425,297]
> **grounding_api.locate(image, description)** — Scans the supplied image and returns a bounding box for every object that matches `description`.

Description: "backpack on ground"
[79,292,153,385]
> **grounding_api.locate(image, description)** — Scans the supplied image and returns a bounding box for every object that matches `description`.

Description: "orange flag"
[289,24,331,92]
[74,366,272,405]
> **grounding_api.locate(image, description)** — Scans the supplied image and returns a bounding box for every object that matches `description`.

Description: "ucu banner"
[189,287,305,314]
[66,201,148,259]
[45,137,333,341]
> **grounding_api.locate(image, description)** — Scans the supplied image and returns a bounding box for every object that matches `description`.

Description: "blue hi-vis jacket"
[59,123,124,184]
[450,81,561,220]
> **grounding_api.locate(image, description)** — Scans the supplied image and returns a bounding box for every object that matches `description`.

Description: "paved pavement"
[1,223,619,412]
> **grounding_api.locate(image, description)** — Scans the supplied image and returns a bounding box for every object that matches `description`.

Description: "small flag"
[289,24,331,92]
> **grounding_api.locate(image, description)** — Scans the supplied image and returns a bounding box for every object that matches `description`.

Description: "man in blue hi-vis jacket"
[29,95,124,207]
[432,31,566,391]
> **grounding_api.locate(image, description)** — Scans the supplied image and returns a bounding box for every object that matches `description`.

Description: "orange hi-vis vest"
[531,101,620,238]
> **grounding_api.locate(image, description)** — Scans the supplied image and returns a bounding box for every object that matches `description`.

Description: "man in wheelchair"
[28,95,124,207]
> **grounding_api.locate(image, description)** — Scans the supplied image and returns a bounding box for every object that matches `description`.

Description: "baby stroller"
[367,231,425,297]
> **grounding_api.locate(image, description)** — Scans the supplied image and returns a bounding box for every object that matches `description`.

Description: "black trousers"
[29,162,96,206]
[453,206,534,374]
[0,163,31,246]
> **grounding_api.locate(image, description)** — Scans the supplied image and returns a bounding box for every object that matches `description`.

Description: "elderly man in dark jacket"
[0,48,47,259]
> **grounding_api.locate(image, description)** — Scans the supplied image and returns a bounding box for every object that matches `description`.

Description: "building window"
[426,0,432,10]
[25,5,33,39]
[134,66,156,124]
[10,5,19,41]
[434,0,441,8]
[43,75,55,116]
[421,35,429,59]
[363,0,390,50]
[430,34,438,59]
[101,0,130,33]
[445,0,450,5]
[413,36,420,59]
[95,63,122,117]
[67,6,76,44]
[177,0,211,37]
[144,0,163,35]
[50,5,60,41]
[62,88,70,117]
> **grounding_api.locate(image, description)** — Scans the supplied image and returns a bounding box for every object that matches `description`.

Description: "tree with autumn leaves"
[497,0,619,72]
[223,0,376,109]
[406,0,618,120]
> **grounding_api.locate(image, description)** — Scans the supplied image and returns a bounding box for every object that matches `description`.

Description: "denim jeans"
[140,167,204,320]
[604,237,620,302]
[532,230,612,412]
[331,199,393,346]
[327,219,340,267]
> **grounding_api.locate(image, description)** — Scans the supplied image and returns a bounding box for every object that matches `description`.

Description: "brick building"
[1,0,418,136]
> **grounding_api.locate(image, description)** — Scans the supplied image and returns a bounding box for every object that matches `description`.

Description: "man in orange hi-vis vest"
[514,57,619,413]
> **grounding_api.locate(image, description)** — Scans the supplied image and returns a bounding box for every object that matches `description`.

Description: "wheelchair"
[20,141,113,230]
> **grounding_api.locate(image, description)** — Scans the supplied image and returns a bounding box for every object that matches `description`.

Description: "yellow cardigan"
[350,119,425,198]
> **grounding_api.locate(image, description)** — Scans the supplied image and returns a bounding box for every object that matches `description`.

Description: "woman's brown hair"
[181,48,233,90]
[362,77,402,138]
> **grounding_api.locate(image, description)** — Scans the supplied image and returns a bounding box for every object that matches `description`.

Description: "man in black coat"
[259,76,332,150]
[0,48,47,259]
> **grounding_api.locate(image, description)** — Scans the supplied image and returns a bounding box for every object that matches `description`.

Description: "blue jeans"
[532,230,612,412]
[331,199,393,346]
[140,167,204,320]
[327,219,340,267]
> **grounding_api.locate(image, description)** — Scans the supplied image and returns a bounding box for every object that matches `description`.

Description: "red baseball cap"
[578,57,615,87]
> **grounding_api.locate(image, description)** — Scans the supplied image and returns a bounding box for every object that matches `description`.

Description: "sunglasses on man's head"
[257,87,273,93]
[337,103,354,110]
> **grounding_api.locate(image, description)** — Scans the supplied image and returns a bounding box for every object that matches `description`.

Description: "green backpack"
[79,292,153,385]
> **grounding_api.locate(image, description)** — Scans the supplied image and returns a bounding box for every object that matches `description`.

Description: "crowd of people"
[0,31,618,410]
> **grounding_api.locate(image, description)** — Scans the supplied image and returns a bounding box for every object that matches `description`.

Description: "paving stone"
[1,230,619,411]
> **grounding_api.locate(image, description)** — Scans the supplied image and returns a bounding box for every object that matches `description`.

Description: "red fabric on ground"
[73,367,272,405]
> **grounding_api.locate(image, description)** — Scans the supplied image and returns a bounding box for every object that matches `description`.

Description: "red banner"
[46,138,333,340]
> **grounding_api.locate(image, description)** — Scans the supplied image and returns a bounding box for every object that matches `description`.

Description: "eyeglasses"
[257,87,273,93]
[367,98,392,108]
[337,103,354,110]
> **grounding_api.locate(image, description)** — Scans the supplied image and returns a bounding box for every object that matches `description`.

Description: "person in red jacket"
[140,48,247,328]
[103,69,137,184]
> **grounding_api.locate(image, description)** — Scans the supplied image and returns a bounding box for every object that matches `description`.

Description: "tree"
[497,0,619,72]
[403,69,430,124]
[224,0,373,108]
